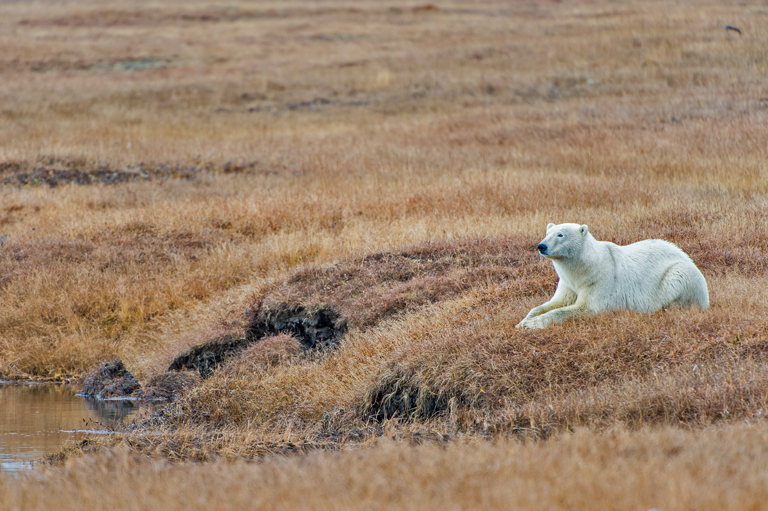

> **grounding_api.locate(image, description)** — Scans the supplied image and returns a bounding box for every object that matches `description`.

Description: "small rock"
[81,359,141,398]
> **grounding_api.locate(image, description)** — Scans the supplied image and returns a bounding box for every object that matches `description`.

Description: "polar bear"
[516,223,709,329]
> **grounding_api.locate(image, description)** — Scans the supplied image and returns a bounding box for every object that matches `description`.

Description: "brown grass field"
[1,0,768,508]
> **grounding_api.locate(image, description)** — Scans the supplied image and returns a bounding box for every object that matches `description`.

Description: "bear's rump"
[601,241,694,312]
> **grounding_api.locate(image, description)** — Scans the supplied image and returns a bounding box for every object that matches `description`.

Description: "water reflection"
[81,394,141,422]
[0,382,158,473]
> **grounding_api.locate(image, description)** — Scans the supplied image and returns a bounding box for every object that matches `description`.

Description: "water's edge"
[0,382,159,473]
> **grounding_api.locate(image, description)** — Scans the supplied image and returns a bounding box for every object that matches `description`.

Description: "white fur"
[516,223,709,329]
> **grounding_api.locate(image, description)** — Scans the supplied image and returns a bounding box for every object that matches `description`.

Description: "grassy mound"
[82,237,767,462]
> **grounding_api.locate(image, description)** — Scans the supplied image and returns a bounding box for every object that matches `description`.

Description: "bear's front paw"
[517,316,547,329]
[516,315,535,328]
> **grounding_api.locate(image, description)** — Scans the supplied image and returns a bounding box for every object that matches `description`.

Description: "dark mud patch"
[247,305,346,350]
[0,159,204,187]
[82,360,198,401]
[243,96,368,115]
[81,359,141,398]
[0,159,265,188]
[0,158,294,187]
[168,334,248,379]
[168,306,346,378]
[362,370,459,421]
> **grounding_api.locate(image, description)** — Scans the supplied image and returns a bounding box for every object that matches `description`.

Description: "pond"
[0,381,158,473]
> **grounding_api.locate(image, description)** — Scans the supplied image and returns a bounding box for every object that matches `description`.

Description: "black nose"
[537,243,547,253]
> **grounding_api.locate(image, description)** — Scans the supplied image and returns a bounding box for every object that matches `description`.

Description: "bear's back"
[616,238,692,264]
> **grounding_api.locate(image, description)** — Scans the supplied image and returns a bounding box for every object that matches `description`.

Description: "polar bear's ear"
[580,224,589,236]
[546,223,555,231]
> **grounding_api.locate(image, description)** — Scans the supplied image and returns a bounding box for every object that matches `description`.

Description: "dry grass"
[226,333,304,373]
[6,426,768,511]
[2,0,768,505]
[149,272,767,431]
[1,0,767,378]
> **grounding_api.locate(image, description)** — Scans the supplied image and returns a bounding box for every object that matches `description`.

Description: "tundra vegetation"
[1,0,767,509]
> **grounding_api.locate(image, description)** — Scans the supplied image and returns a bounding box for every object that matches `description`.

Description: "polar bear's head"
[537,223,589,260]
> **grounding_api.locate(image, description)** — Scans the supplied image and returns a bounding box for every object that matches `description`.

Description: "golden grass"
[2,0,768,504]
[151,272,767,432]
[5,426,768,511]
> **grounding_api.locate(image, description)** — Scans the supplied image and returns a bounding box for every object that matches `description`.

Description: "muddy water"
[0,382,156,472]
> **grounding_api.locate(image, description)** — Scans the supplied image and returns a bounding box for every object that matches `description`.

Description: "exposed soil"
[0,158,272,187]
[81,359,141,398]
[363,368,459,421]
[247,305,346,350]
[0,159,207,187]
[168,307,347,378]
[168,334,248,379]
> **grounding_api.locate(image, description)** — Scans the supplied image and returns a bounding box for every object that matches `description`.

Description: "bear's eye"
[557,233,564,238]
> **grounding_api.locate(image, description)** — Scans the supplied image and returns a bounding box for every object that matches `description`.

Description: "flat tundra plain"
[1,1,768,509]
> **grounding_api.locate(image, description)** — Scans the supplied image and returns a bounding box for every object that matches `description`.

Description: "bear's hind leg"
[658,263,709,310]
